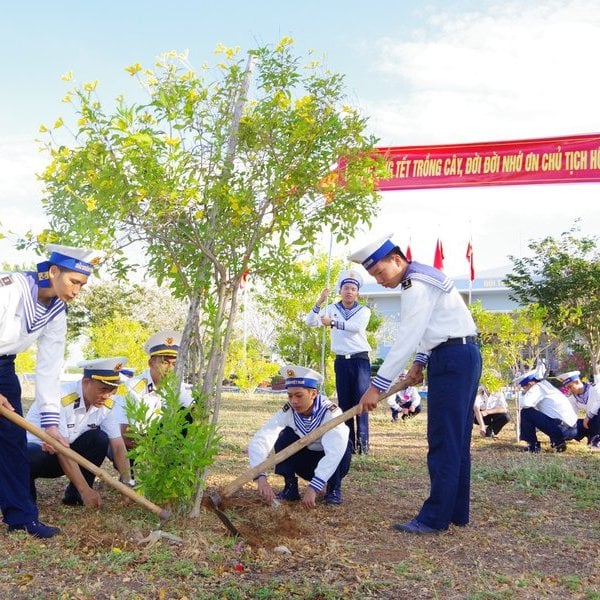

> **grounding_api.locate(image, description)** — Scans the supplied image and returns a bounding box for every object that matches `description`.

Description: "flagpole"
[468,270,472,305]
[320,231,334,385]
[467,224,473,305]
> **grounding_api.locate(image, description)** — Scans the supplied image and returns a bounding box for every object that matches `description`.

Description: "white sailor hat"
[556,370,581,385]
[513,369,542,387]
[348,233,398,270]
[144,330,182,357]
[337,268,363,290]
[281,365,323,389]
[37,244,105,287]
[78,356,128,386]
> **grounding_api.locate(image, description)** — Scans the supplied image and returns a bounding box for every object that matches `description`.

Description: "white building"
[361,265,518,360]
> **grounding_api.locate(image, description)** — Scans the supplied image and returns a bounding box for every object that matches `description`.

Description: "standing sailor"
[349,234,481,535]
[306,269,371,454]
[0,244,103,537]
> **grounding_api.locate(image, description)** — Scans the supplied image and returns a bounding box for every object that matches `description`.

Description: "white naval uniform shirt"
[475,391,508,411]
[396,386,421,409]
[248,394,349,493]
[372,262,477,392]
[0,272,67,427]
[519,380,577,427]
[387,385,421,411]
[569,383,600,419]
[26,379,121,445]
[486,391,508,411]
[305,301,371,355]
[113,367,193,426]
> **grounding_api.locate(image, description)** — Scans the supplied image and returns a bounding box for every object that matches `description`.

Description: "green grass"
[473,456,600,508]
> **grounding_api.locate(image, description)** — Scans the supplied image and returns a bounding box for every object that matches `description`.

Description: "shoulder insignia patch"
[282,402,291,412]
[328,403,337,412]
[401,278,412,290]
[133,379,148,394]
[61,392,79,407]
[0,275,14,287]
[104,398,114,409]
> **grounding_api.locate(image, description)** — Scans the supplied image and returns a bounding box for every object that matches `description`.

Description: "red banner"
[376,133,600,190]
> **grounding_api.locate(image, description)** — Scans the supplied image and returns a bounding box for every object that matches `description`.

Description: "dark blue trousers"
[416,342,482,530]
[334,355,371,453]
[28,428,109,502]
[274,427,352,491]
[0,355,39,526]
[586,414,600,440]
[472,412,510,436]
[519,407,579,447]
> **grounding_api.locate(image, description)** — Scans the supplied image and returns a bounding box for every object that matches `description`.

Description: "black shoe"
[552,441,567,453]
[8,520,60,538]
[589,434,600,449]
[393,518,442,535]
[521,442,541,453]
[275,478,300,501]
[324,487,343,505]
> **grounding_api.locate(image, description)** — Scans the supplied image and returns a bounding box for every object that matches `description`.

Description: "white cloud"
[366,0,600,144]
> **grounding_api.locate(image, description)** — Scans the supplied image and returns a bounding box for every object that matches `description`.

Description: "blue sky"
[1,0,599,276]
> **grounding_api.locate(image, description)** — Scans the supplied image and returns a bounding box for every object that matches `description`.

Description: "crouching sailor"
[248,365,352,508]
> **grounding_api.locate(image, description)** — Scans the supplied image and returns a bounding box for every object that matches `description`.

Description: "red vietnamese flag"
[433,238,444,270]
[465,241,475,281]
[405,244,413,261]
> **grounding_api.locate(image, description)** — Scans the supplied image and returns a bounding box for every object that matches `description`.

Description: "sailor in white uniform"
[349,234,481,535]
[472,386,511,438]
[387,374,422,422]
[516,369,579,452]
[306,269,371,453]
[26,357,133,507]
[248,365,352,507]
[556,370,600,448]
[0,244,102,537]
[113,330,192,450]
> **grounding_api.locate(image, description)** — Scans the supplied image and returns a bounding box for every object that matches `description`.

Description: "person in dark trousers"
[26,357,133,507]
[349,234,481,535]
[387,374,422,422]
[516,369,580,453]
[248,365,352,507]
[0,244,102,537]
[306,269,371,454]
[473,385,511,438]
[556,370,600,448]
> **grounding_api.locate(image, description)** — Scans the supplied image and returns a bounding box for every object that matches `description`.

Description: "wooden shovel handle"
[0,405,170,521]
[220,379,411,499]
